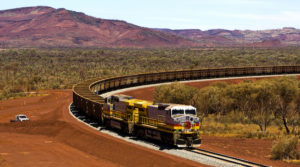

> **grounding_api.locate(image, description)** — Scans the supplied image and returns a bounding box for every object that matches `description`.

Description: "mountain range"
[0,6,299,48]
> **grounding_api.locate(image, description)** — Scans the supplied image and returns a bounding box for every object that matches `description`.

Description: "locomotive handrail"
[73,65,300,121]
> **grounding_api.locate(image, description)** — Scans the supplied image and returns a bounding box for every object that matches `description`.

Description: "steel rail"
[186,148,270,167]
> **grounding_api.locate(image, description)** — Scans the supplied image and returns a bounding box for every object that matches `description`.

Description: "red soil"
[0,90,207,167]
[201,135,300,167]
[120,76,300,167]
[1,75,299,167]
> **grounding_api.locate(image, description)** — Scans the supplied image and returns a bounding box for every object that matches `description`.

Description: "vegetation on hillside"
[1,47,300,100]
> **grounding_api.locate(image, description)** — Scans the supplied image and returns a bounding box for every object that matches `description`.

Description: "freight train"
[102,95,201,147]
[73,65,300,148]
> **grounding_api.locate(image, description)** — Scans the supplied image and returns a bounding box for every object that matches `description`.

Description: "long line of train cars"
[73,65,300,147]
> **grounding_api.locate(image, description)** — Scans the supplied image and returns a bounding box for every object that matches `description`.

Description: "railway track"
[186,148,269,167]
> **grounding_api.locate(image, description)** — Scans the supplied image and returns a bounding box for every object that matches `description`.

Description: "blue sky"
[1,0,300,30]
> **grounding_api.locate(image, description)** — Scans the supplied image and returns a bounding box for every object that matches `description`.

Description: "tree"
[153,82,197,105]
[230,80,277,132]
[247,81,277,132]
[291,90,300,134]
[228,81,255,117]
[191,85,233,127]
[190,90,210,128]
[272,77,298,134]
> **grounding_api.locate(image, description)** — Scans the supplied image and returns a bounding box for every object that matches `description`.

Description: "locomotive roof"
[123,99,152,107]
[151,103,196,111]
[112,94,134,100]
[114,94,134,98]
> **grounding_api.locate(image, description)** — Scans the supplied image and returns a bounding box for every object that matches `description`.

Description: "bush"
[271,136,300,160]
[153,82,197,105]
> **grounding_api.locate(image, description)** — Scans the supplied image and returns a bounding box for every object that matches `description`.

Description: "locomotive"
[102,94,201,147]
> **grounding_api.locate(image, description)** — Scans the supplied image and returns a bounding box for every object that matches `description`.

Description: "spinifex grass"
[200,113,297,140]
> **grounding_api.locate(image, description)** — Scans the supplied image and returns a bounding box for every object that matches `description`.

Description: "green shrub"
[271,136,300,160]
[153,82,197,105]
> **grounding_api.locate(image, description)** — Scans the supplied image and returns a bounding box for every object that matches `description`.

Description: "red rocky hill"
[0,6,194,48]
[0,6,299,48]
[155,27,300,47]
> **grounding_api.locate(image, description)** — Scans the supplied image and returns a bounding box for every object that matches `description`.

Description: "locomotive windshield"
[185,109,196,115]
[172,109,184,115]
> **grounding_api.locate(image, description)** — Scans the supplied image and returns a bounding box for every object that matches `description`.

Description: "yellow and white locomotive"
[103,94,201,147]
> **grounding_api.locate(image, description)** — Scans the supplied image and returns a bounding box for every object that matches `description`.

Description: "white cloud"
[230,11,300,23]
[188,0,269,5]
[223,0,268,5]
[145,10,300,30]
[203,10,300,27]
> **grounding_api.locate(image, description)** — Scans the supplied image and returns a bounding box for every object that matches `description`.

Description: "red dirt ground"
[120,76,300,167]
[0,90,207,167]
[0,76,299,167]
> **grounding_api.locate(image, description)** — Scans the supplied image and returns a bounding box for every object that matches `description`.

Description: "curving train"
[102,95,201,147]
[73,65,300,147]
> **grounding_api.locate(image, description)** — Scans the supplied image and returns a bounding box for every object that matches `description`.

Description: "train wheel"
[104,119,111,129]
[136,128,145,138]
[121,123,129,134]
[161,132,174,145]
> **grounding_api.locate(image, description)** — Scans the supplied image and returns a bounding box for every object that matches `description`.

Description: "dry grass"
[0,156,4,165]
[271,137,299,160]
[283,159,300,165]
[0,156,10,167]
[200,114,297,140]
[6,92,48,100]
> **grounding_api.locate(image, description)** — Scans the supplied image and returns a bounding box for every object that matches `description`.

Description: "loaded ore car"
[102,95,201,147]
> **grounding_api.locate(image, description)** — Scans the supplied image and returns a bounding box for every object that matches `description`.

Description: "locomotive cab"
[169,105,201,147]
[149,103,201,147]
[170,106,200,132]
